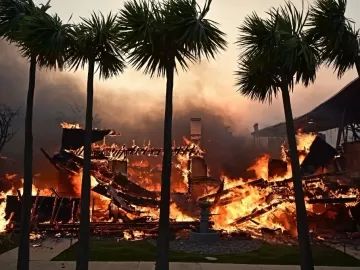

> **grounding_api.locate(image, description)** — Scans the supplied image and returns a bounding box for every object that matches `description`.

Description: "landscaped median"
[52,239,360,266]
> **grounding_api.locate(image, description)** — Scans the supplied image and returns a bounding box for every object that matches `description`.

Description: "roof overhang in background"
[252,78,360,137]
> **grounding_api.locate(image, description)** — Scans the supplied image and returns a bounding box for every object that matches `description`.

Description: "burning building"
[0,113,360,242]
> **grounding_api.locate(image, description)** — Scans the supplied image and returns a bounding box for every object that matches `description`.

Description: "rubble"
[1,122,360,242]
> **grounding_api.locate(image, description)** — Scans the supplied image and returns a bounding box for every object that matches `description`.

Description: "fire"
[247,154,271,180]
[209,130,351,236]
[60,122,82,129]
[1,127,359,241]
[170,203,194,222]
[296,129,317,152]
[123,230,148,240]
[0,177,53,232]
[69,172,110,217]
[0,190,12,232]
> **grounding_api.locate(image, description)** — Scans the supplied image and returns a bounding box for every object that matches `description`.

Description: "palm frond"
[236,55,280,103]
[164,0,227,60]
[17,12,71,70]
[0,0,34,41]
[66,12,126,79]
[236,1,320,103]
[118,0,226,77]
[307,0,358,77]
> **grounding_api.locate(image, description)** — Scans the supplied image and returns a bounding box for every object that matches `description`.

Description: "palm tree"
[308,0,359,77]
[118,0,226,269]
[65,12,126,270]
[236,2,319,270]
[0,1,70,270]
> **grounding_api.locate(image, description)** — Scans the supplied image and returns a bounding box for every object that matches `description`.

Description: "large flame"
[1,129,359,240]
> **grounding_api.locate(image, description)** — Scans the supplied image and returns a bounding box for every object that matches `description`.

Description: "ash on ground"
[148,237,261,255]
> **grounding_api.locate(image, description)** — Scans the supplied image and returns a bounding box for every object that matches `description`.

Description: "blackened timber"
[6,221,210,233]
[307,197,358,204]
[69,145,203,159]
[230,200,287,226]
[52,150,83,173]
[112,174,157,199]
[212,180,224,207]
[61,128,115,150]
[92,170,158,200]
[40,148,61,172]
[199,174,327,203]
[300,136,336,175]
[92,185,160,208]
[5,195,80,223]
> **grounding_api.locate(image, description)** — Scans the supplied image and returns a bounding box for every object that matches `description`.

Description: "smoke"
[0,41,267,189]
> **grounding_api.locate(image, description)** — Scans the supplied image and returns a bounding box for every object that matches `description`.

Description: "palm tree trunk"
[76,58,95,270]
[155,56,175,270]
[281,85,314,270]
[355,56,360,77]
[17,54,36,270]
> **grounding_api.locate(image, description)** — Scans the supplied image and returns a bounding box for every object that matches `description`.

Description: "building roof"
[252,78,360,137]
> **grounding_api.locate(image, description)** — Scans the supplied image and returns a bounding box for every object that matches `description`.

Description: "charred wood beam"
[92,170,158,200]
[49,188,60,199]
[50,196,58,224]
[203,169,360,202]
[230,200,286,226]
[92,185,159,208]
[6,221,208,233]
[307,197,358,204]
[40,148,61,172]
[211,180,224,207]
[68,145,203,159]
[105,185,137,213]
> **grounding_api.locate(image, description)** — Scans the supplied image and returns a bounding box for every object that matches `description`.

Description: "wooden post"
[91,197,95,222]
[71,200,76,223]
[50,196,58,224]
[336,109,347,150]
[30,189,40,229]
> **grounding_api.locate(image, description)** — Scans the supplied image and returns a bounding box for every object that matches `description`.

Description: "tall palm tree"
[66,12,126,270]
[0,1,70,270]
[118,1,226,269]
[236,2,319,270]
[308,0,359,77]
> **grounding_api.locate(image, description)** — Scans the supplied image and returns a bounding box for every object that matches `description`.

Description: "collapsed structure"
[1,109,360,240]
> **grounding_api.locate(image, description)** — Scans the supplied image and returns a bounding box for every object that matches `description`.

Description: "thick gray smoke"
[0,41,266,189]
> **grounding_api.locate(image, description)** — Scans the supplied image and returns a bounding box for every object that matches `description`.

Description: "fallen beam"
[307,197,358,204]
[6,221,208,233]
[40,148,61,172]
[230,200,287,226]
[92,185,160,208]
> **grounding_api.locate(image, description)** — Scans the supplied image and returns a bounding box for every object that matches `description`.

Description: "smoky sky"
[0,41,267,181]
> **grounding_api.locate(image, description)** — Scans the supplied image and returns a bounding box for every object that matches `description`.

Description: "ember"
[1,119,360,242]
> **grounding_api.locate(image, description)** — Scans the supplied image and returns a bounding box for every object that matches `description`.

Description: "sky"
[30,0,360,133]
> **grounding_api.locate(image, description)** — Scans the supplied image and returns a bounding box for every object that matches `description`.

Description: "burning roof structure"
[252,78,360,137]
[1,118,360,241]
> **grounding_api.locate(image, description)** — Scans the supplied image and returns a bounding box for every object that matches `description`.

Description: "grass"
[0,233,19,255]
[53,239,360,266]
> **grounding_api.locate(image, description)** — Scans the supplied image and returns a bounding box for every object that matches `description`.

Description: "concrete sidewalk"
[3,261,360,270]
[0,238,77,262]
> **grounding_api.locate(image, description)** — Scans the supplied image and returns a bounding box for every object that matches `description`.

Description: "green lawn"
[53,239,360,266]
[0,233,19,254]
